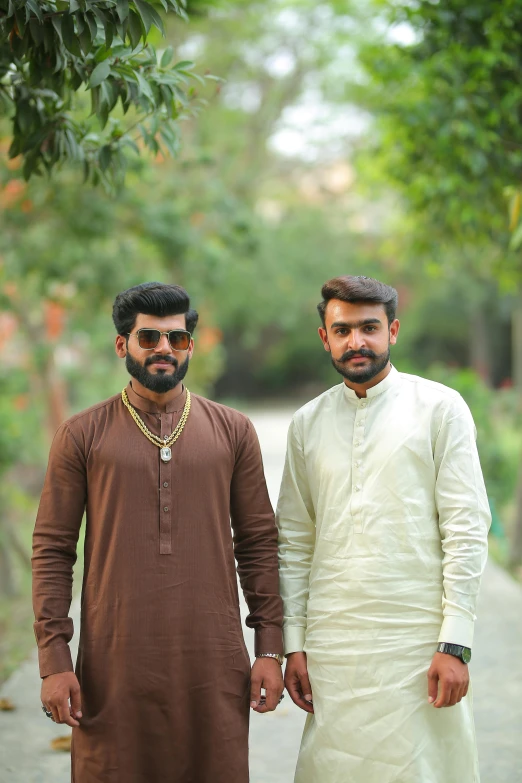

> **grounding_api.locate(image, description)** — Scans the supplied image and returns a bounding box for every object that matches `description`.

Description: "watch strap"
[437,642,471,663]
[257,653,284,665]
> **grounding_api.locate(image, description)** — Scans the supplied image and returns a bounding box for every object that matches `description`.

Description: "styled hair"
[112,282,199,335]
[317,275,398,326]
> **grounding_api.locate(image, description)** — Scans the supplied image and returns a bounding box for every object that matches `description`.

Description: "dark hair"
[112,282,199,335]
[317,275,398,327]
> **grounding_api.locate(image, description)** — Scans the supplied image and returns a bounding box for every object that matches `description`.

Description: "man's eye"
[365,326,377,332]
[336,329,348,335]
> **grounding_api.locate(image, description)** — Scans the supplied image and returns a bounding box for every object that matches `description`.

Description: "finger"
[299,671,313,705]
[427,669,438,704]
[70,684,83,719]
[42,702,54,721]
[455,680,467,705]
[434,679,451,708]
[250,676,262,710]
[264,680,282,712]
[448,686,459,707]
[462,680,469,699]
[285,675,314,714]
[57,698,80,727]
[253,695,269,714]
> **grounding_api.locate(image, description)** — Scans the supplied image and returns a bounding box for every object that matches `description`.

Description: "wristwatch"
[437,642,471,664]
[257,653,284,665]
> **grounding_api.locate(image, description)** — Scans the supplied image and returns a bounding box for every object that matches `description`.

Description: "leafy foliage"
[357,0,522,247]
[0,0,207,187]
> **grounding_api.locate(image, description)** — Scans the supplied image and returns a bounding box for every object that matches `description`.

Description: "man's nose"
[155,334,172,353]
[347,329,365,351]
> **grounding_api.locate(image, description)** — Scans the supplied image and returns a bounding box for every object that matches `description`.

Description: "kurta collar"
[342,365,400,402]
[125,382,187,413]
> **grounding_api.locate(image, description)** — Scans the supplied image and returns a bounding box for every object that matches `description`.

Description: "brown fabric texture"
[32,383,283,783]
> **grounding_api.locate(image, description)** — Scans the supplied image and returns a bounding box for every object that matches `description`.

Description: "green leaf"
[127,10,143,49]
[173,60,193,70]
[90,60,111,88]
[85,11,98,42]
[51,15,62,41]
[134,0,164,35]
[70,0,80,11]
[26,0,43,23]
[62,13,82,56]
[99,145,112,171]
[29,18,44,45]
[79,25,92,55]
[160,45,173,68]
[135,71,154,103]
[14,8,26,36]
[116,0,129,23]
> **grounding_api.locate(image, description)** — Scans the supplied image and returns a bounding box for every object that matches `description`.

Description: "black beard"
[331,346,390,384]
[125,352,189,393]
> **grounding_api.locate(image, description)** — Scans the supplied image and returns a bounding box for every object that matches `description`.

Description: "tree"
[0,0,207,187]
[352,0,522,565]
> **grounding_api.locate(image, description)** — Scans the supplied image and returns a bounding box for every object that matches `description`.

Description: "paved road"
[1,408,521,782]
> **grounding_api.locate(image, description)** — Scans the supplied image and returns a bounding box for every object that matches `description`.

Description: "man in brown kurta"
[32,282,284,783]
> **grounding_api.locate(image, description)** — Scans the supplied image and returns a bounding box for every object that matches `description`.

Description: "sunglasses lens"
[138,329,160,349]
[169,331,190,351]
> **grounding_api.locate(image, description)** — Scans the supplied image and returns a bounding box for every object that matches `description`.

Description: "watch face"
[461,647,471,664]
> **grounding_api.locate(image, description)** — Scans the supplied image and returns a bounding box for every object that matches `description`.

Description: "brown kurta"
[32,383,283,783]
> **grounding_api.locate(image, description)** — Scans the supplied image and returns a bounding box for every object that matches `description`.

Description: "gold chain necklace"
[121,388,191,462]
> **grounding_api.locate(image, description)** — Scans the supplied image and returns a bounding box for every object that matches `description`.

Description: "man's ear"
[115,335,127,358]
[318,327,331,352]
[389,319,400,346]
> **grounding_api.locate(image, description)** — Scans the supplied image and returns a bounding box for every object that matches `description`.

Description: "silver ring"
[41,705,53,719]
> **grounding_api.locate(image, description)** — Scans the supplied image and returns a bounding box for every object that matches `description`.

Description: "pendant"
[160,446,172,462]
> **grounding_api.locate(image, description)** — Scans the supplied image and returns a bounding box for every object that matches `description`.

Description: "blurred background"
[1,0,521,687]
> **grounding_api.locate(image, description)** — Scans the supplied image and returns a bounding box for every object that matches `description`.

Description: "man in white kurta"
[277,275,490,783]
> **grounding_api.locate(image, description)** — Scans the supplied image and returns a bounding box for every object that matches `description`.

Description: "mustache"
[144,355,178,368]
[337,348,377,362]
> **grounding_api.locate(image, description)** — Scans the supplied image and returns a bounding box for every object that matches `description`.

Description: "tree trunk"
[469,305,492,385]
[510,287,522,568]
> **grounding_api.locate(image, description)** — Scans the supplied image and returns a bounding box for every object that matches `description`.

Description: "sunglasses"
[128,328,192,351]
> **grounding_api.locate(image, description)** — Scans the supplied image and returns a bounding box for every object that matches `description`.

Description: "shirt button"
[355,460,361,467]
[360,401,367,408]
[163,482,169,488]
[357,421,364,427]
[163,506,169,512]
[354,485,361,492]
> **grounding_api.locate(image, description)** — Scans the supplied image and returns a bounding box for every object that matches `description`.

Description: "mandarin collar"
[343,365,400,402]
[125,382,187,413]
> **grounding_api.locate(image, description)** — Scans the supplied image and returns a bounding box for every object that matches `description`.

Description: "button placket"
[159,413,173,555]
[351,399,367,534]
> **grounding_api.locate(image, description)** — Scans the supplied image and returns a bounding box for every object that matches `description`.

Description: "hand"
[427,652,469,708]
[284,651,314,714]
[41,671,82,727]
[250,657,284,713]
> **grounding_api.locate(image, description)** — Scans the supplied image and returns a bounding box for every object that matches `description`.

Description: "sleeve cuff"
[438,615,474,648]
[254,626,284,657]
[283,625,306,655]
[38,643,74,679]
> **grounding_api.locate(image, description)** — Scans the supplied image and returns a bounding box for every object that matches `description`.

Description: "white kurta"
[277,367,490,783]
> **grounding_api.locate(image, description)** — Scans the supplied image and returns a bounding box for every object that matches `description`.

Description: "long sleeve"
[32,423,86,677]
[434,395,491,648]
[276,417,316,655]
[230,418,283,656]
